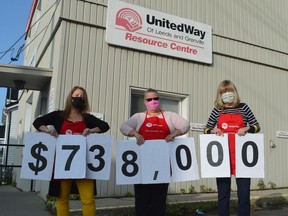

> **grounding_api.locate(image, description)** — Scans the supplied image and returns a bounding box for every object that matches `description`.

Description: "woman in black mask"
[33,86,110,216]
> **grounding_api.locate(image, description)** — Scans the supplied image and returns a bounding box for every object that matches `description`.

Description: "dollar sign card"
[21,132,56,180]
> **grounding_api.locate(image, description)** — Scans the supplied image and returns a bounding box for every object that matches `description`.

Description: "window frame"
[129,87,189,121]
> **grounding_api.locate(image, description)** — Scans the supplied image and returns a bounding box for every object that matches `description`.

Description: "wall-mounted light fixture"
[14,80,26,90]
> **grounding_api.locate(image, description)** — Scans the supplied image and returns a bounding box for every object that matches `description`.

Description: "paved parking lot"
[206,206,288,216]
[252,206,288,216]
[1,184,288,216]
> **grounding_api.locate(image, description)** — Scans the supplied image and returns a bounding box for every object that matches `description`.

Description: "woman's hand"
[82,128,91,136]
[165,129,182,142]
[135,133,145,145]
[128,130,145,145]
[48,129,58,137]
[237,127,249,136]
[165,134,175,142]
[39,125,58,137]
[211,128,224,136]
[82,127,101,136]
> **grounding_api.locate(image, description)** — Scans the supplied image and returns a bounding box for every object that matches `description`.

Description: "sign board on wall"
[276,131,288,139]
[106,0,212,64]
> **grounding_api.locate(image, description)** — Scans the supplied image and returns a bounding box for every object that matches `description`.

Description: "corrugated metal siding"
[56,22,288,195]
[133,0,288,55]
[21,0,288,197]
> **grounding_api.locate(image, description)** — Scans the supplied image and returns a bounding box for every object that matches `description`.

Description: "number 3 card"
[86,134,112,180]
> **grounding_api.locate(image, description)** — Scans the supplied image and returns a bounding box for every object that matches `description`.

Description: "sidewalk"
[1,184,288,216]
[0,185,51,216]
[71,188,288,215]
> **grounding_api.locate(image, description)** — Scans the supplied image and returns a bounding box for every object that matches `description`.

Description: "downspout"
[4,109,11,169]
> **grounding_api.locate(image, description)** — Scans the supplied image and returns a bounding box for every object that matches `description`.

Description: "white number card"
[236,134,264,178]
[170,138,199,182]
[199,134,231,178]
[21,132,56,180]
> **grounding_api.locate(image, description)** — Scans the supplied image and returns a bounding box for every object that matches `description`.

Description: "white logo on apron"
[146,123,153,127]
[221,123,228,130]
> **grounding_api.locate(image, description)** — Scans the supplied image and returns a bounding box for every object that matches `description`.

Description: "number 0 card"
[199,134,230,178]
[236,134,264,178]
[170,138,199,182]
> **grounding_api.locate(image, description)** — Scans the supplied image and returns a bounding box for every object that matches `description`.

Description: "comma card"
[141,140,170,184]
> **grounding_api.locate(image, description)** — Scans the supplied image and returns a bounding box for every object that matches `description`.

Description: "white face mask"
[221,92,235,104]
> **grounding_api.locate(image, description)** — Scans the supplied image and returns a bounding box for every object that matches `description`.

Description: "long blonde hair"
[214,80,240,109]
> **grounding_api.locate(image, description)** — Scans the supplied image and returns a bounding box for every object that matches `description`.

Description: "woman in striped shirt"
[204,80,260,216]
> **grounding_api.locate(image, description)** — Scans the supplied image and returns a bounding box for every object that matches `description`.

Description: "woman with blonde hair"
[204,80,260,216]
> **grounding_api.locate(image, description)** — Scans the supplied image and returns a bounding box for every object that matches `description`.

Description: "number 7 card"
[54,135,86,179]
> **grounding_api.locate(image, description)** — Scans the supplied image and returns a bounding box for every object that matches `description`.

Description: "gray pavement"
[0,185,51,216]
[0,184,288,215]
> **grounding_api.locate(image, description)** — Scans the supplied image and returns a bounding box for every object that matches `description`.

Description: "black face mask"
[72,97,84,109]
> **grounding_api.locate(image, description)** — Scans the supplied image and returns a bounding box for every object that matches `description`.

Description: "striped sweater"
[204,103,260,134]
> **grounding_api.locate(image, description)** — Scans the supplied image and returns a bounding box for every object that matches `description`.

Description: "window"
[37,0,42,11]
[35,0,42,31]
[130,88,188,118]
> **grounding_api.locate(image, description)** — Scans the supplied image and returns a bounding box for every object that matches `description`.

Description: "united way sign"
[106,0,212,64]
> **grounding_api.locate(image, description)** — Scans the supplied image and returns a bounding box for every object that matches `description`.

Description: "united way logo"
[146,123,153,128]
[116,8,142,32]
[221,123,228,130]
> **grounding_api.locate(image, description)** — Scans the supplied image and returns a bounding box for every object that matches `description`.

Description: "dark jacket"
[33,110,110,197]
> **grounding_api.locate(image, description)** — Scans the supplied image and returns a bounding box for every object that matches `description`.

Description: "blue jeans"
[217,177,251,216]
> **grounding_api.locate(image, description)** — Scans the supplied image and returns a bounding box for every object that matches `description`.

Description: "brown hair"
[63,86,90,119]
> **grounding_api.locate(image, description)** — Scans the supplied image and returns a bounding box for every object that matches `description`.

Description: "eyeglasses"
[145,97,159,102]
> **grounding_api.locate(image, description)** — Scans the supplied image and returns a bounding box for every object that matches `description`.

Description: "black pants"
[217,177,251,216]
[134,183,169,216]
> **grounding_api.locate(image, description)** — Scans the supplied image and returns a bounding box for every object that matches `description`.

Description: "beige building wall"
[17,0,288,198]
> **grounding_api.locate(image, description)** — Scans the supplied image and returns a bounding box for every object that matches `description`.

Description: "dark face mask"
[72,97,84,109]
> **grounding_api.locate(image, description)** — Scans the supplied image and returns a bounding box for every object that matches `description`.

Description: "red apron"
[217,110,244,175]
[138,111,171,140]
[60,119,87,135]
